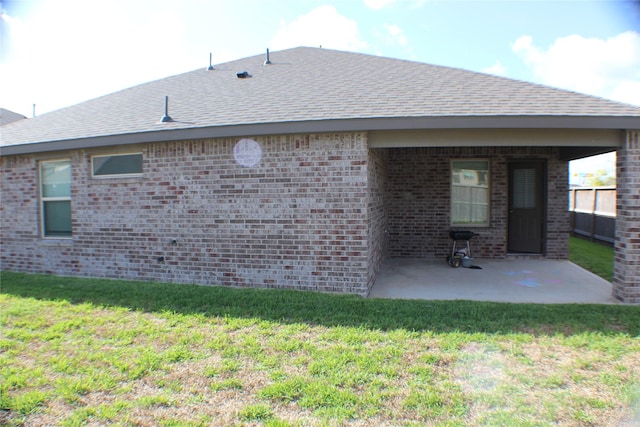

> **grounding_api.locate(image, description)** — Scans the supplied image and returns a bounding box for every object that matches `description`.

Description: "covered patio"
[368,258,619,304]
[367,130,640,304]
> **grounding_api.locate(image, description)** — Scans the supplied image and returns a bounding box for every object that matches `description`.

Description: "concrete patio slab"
[368,258,619,304]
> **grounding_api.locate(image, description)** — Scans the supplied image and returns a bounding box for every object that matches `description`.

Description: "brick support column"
[613,129,640,303]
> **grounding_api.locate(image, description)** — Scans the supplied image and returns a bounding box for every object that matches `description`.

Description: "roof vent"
[236,71,251,79]
[263,48,272,65]
[159,96,174,123]
[207,52,214,71]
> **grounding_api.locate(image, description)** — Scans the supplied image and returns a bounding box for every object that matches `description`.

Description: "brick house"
[1,47,639,302]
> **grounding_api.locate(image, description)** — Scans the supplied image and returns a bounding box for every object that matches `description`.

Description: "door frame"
[507,159,547,254]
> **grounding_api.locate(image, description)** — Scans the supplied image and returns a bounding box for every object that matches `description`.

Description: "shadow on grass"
[2,272,639,336]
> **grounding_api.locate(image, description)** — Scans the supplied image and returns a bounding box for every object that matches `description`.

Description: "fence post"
[590,187,597,242]
[570,189,575,235]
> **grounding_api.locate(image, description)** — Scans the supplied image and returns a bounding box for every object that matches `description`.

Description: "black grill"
[449,231,477,241]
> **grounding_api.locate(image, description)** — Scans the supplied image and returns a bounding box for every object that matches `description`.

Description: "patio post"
[613,129,640,303]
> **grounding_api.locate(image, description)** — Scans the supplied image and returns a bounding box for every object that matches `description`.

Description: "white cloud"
[383,23,408,46]
[364,0,397,10]
[483,61,507,77]
[0,9,21,63]
[364,0,427,9]
[512,31,640,106]
[0,0,203,115]
[608,79,640,106]
[270,5,367,51]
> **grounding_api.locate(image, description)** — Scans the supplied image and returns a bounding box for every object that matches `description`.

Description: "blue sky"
[1,0,639,178]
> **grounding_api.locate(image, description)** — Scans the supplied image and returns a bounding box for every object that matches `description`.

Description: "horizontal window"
[451,159,489,227]
[40,160,72,238]
[92,153,143,177]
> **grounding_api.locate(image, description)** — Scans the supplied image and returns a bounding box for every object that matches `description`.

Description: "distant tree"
[587,169,616,187]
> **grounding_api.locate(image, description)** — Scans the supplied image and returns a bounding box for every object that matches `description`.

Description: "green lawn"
[569,236,614,281]
[1,272,639,426]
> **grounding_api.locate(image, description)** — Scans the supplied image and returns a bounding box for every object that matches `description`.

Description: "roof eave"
[2,115,639,156]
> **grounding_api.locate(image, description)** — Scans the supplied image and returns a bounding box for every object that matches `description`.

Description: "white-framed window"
[91,153,143,178]
[40,159,72,238]
[451,159,489,227]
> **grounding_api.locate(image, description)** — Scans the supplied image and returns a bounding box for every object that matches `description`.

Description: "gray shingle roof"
[0,108,27,126]
[2,46,639,154]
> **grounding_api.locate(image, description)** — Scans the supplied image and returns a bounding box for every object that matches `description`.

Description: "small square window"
[451,159,489,227]
[92,153,143,177]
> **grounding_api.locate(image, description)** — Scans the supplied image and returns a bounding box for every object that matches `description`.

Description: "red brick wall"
[385,146,569,260]
[614,130,640,303]
[0,154,39,271]
[1,133,372,295]
[0,137,574,297]
[366,148,389,292]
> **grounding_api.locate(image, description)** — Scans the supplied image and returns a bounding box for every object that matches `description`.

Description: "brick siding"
[384,146,569,260]
[366,148,389,293]
[613,130,640,303]
[0,154,39,272]
[1,132,372,295]
[4,136,620,300]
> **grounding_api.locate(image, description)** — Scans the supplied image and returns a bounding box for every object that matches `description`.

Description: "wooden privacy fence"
[568,187,616,244]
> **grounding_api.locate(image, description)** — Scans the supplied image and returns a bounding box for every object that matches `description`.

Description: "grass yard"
[569,236,614,281]
[1,271,639,426]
